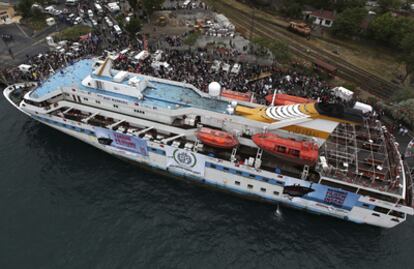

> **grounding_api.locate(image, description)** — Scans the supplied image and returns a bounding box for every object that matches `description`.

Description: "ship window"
[362,203,370,208]
[235,181,240,186]
[247,184,253,189]
[96,100,101,104]
[289,149,300,157]
[273,191,279,195]
[277,146,286,153]
[260,188,266,192]
[389,211,404,218]
[320,180,358,193]
[209,164,216,169]
[113,104,118,108]
[391,218,400,223]
[372,213,380,217]
[83,97,88,101]
[373,206,390,214]
[356,189,398,203]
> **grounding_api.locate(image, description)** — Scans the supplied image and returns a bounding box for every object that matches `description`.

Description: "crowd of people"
[113,46,336,104]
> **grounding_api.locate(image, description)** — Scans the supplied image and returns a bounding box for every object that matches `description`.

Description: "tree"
[252,37,291,63]
[280,1,303,19]
[400,32,414,82]
[334,0,365,13]
[142,0,165,16]
[125,17,142,35]
[128,0,138,10]
[331,7,366,37]
[17,0,34,18]
[378,0,401,12]
[368,13,414,47]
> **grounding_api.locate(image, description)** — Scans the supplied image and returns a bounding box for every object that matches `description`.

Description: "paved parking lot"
[0,23,64,67]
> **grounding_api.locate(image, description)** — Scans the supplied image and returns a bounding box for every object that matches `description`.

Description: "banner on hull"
[95,127,148,156]
[166,148,206,177]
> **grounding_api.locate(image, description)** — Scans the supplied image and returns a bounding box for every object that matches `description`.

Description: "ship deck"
[318,118,405,198]
[30,59,229,114]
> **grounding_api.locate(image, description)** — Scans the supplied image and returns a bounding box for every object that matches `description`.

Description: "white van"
[46,17,56,26]
[151,61,172,72]
[18,64,34,73]
[105,17,113,27]
[113,25,122,35]
[94,3,103,14]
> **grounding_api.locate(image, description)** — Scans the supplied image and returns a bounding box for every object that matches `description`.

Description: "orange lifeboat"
[221,89,255,102]
[197,127,239,149]
[265,93,313,106]
[252,133,319,165]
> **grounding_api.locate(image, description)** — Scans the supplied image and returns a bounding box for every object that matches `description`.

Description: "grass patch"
[22,16,47,31]
[56,25,92,41]
[183,31,201,46]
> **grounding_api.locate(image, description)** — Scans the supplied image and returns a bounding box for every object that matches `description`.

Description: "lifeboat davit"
[197,127,239,149]
[252,133,319,165]
[221,89,255,102]
[265,93,313,106]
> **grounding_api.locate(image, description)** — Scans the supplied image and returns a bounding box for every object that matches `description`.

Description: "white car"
[152,50,163,61]
[91,19,98,27]
[210,60,221,72]
[231,63,241,74]
[106,18,113,27]
[222,63,231,72]
[88,9,93,18]
[74,17,82,25]
[113,25,122,35]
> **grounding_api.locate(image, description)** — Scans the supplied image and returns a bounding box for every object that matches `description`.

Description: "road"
[0,23,67,68]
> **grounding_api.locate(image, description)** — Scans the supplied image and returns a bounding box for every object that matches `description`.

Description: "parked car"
[74,17,82,25]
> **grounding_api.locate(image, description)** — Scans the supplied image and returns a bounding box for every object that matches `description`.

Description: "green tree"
[368,13,414,47]
[128,0,138,10]
[334,0,365,13]
[17,0,34,18]
[400,32,414,82]
[331,7,366,37]
[280,0,302,18]
[125,17,142,35]
[378,0,401,12]
[142,0,165,16]
[253,37,291,63]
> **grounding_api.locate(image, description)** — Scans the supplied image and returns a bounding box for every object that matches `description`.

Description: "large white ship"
[4,57,414,228]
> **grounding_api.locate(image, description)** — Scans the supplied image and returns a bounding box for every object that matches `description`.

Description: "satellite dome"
[208,82,221,97]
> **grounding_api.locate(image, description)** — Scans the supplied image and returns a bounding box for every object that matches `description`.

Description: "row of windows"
[74,94,147,115]
[234,180,280,195]
[148,147,166,155]
[206,162,284,187]
[36,116,94,136]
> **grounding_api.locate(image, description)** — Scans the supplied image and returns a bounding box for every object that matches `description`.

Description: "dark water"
[1,95,414,269]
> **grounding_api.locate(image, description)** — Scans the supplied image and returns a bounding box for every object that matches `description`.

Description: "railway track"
[211,1,400,99]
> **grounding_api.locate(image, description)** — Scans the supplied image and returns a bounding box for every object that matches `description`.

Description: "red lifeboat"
[252,133,319,165]
[221,89,255,102]
[265,93,313,106]
[197,127,239,149]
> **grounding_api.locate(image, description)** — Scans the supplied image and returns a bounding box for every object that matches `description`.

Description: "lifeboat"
[221,89,254,102]
[197,127,239,149]
[252,133,319,165]
[265,93,313,106]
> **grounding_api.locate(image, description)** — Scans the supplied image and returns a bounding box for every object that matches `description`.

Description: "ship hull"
[4,85,409,228]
